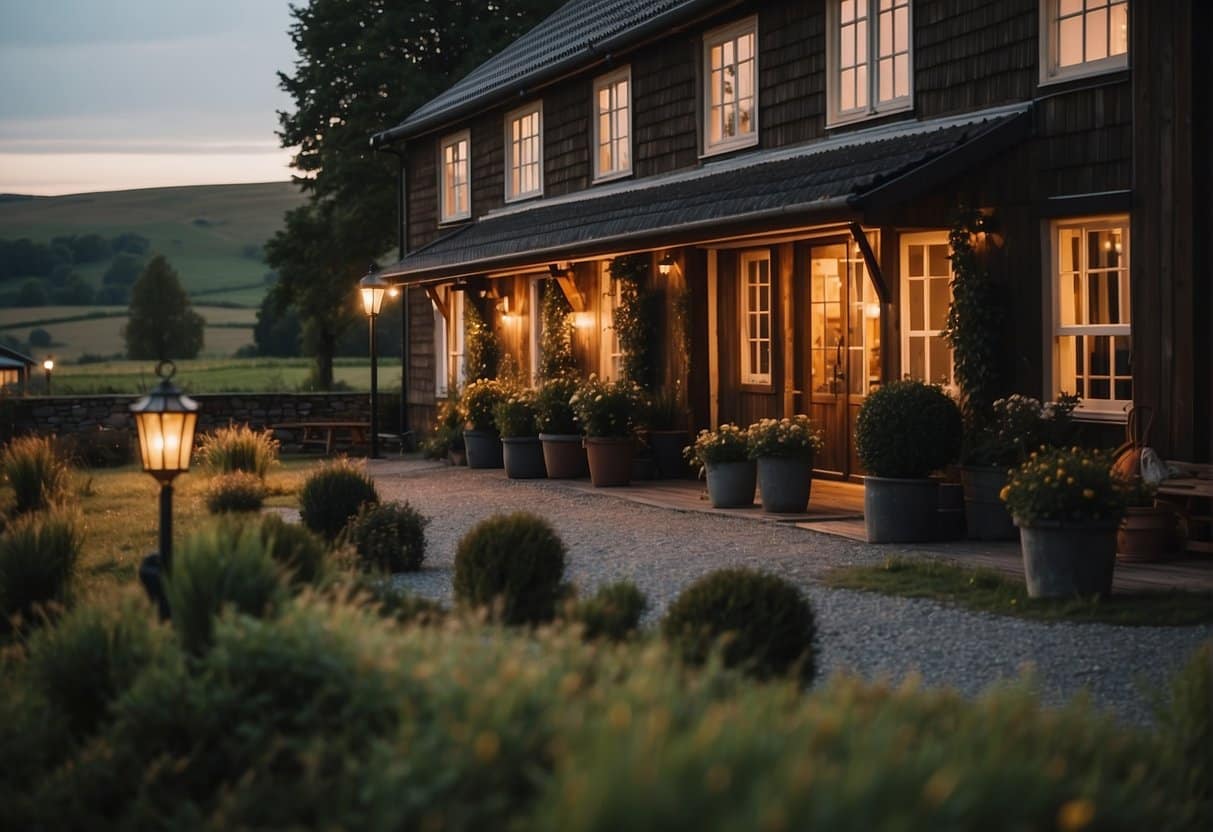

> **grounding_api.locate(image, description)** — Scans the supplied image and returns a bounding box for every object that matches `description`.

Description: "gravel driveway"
[371,461,1211,726]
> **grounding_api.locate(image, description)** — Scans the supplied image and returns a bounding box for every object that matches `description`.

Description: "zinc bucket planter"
[584,436,634,487]
[539,433,589,479]
[649,430,691,479]
[1017,520,1118,598]
[502,437,547,479]
[756,457,812,513]
[705,460,757,508]
[863,476,940,543]
[961,466,1017,541]
[463,430,503,469]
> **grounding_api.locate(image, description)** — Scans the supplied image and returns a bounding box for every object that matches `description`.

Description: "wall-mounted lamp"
[496,295,510,315]
[658,253,675,276]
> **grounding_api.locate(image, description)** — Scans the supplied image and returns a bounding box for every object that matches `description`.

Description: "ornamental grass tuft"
[1,434,71,516]
[196,424,279,479]
[203,471,266,514]
[0,505,83,630]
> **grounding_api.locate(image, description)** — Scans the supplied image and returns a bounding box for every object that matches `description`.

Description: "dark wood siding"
[470,110,505,219]
[406,137,438,252]
[631,36,699,179]
[544,79,592,196]
[758,2,825,147]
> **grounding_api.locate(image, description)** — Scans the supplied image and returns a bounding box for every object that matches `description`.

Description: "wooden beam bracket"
[424,285,448,321]
[848,223,890,304]
[554,272,587,312]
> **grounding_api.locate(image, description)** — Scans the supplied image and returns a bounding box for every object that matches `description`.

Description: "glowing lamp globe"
[130,361,199,482]
[360,272,390,317]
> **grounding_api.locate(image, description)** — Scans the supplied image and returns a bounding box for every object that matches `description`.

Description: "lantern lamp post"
[130,361,198,613]
[42,356,54,394]
[360,268,390,459]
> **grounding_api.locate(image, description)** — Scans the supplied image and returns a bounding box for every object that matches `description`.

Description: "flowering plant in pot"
[645,384,691,479]
[1001,445,1130,598]
[571,375,647,487]
[535,375,586,479]
[494,388,546,479]
[684,423,755,508]
[460,378,507,469]
[855,380,962,542]
[422,396,466,465]
[746,415,824,513]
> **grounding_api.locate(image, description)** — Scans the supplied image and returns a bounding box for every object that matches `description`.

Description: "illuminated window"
[828,0,913,125]
[505,103,543,201]
[1041,0,1128,83]
[702,17,758,156]
[900,232,954,387]
[599,263,624,379]
[433,286,466,397]
[439,130,470,223]
[740,251,772,386]
[592,67,631,181]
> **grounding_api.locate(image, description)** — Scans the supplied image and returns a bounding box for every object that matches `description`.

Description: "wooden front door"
[798,240,882,478]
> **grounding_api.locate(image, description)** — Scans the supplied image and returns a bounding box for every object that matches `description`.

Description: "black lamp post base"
[138,553,171,620]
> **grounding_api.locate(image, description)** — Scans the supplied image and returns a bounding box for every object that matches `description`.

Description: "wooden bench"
[272,421,370,455]
[1157,462,1213,554]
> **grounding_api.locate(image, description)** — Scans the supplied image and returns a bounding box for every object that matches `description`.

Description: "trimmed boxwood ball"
[257,513,328,586]
[342,501,428,573]
[567,581,648,642]
[298,458,380,541]
[855,379,963,478]
[661,568,817,684]
[453,512,567,625]
[204,472,266,514]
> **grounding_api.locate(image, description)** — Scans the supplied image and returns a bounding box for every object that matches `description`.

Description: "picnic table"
[272,421,370,454]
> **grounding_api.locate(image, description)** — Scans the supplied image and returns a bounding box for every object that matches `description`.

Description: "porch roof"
[380,104,1030,285]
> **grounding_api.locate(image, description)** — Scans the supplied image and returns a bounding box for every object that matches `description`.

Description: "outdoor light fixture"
[360,267,390,459]
[130,360,198,617]
[42,356,53,394]
[658,253,675,276]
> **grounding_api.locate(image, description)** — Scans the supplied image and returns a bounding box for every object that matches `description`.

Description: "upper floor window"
[439,130,470,223]
[505,102,543,202]
[702,17,758,156]
[740,250,772,386]
[827,0,913,126]
[593,67,632,182]
[1041,0,1128,84]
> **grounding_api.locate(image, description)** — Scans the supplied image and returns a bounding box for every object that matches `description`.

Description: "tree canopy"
[123,255,205,360]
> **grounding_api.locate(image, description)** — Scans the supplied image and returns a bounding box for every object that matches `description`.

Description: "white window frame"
[739,250,772,386]
[826,0,914,128]
[1039,0,1129,86]
[433,294,450,398]
[449,289,466,391]
[504,101,543,202]
[598,263,623,380]
[899,231,955,387]
[528,276,542,385]
[701,16,759,158]
[1047,215,1131,421]
[438,129,471,223]
[591,66,633,183]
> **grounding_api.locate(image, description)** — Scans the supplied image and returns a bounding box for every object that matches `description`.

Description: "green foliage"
[298,458,380,540]
[1152,643,1212,821]
[346,579,448,625]
[1,434,71,515]
[461,377,508,432]
[464,300,500,383]
[102,253,144,287]
[1002,445,1129,526]
[123,254,205,360]
[965,393,1080,467]
[494,387,539,438]
[163,521,286,655]
[203,471,267,514]
[252,288,303,356]
[684,423,749,469]
[454,511,568,625]
[571,376,647,438]
[645,384,686,430]
[59,426,133,468]
[943,211,1003,430]
[662,568,817,684]
[534,376,581,435]
[197,424,280,478]
[342,500,428,573]
[0,506,83,629]
[610,255,660,389]
[746,415,824,463]
[423,396,465,457]
[257,513,328,586]
[17,279,48,306]
[538,280,576,381]
[856,380,963,478]
[566,581,647,642]
[25,592,168,738]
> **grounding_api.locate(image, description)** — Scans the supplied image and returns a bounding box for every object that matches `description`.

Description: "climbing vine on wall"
[464,298,499,383]
[538,280,576,382]
[942,209,1002,431]
[610,254,660,390]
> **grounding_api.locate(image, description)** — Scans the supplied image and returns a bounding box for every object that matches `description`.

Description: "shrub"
[298,458,380,540]
[1152,643,1212,822]
[197,424,279,479]
[746,415,824,463]
[25,592,168,737]
[342,501,428,573]
[257,513,328,586]
[661,567,817,683]
[461,378,508,432]
[203,471,266,514]
[60,426,133,468]
[0,506,83,629]
[163,522,286,654]
[1,434,71,515]
[534,376,581,435]
[347,578,447,625]
[494,388,540,438]
[571,376,647,438]
[566,581,647,641]
[1002,445,1129,526]
[454,511,567,625]
[422,396,465,458]
[855,380,963,478]
[684,423,749,471]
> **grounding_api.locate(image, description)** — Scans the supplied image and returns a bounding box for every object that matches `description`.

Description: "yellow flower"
[1082,488,1095,499]
[999,485,1010,502]
[1057,798,1096,831]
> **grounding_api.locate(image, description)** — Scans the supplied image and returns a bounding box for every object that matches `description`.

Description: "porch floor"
[548,476,1213,593]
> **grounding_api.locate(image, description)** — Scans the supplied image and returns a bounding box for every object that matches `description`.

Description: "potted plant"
[961,394,1079,540]
[747,415,824,513]
[684,423,755,508]
[1116,479,1181,563]
[572,375,645,487]
[535,375,588,479]
[645,384,690,479]
[494,388,546,479]
[856,380,962,542]
[460,378,507,469]
[1002,445,1129,598]
[423,396,466,465]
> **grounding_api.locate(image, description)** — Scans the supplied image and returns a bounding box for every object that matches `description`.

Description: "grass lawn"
[41,357,403,394]
[825,556,1213,627]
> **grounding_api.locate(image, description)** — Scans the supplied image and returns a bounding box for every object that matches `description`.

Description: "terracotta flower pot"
[584,436,634,487]
[1117,505,1181,562]
[539,433,589,479]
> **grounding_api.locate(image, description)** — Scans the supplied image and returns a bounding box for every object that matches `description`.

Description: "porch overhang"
[377,103,1031,287]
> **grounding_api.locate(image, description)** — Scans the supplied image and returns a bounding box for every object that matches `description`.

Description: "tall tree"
[123,255,205,360]
[273,0,561,387]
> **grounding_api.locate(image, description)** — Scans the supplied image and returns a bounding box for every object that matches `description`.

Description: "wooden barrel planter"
[1117,505,1181,562]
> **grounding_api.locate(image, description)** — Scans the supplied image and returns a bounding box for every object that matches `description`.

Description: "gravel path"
[369,461,1211,726]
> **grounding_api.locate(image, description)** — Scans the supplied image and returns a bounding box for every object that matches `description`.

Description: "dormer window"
[592,66,632,182]
[1040,0,1128,85]
[702,17,758,156]
[439,130,470,223]
[827,0,913,127]
[505,102,543,202]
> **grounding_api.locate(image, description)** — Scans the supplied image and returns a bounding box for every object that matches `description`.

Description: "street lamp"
[360,268,390,459]
[130,360,198,615]
[42,356,54,394]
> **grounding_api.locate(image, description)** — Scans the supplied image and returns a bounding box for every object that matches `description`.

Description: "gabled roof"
[380,105,1030,284]
[372,0,732,144]
[0,345,35,367]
